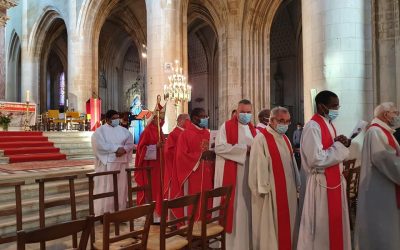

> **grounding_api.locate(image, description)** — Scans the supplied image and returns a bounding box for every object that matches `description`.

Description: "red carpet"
[0,131,66,163]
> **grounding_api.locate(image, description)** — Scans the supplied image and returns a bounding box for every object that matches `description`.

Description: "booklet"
[209,130,218,150]
[349,120,369,139]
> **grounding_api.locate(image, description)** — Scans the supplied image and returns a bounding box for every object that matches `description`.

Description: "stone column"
[302,0,374,156]
[0,0,17,100]
[146,0,186,133]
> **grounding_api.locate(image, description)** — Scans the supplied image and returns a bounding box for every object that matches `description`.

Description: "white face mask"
[390,115,400,129]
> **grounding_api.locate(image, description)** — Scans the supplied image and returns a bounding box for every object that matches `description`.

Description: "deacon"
[135,102,165,219]
[214,99,257,250]
[297,90,351,250]
[163,113,190,200]
[255,108,270,133]
[355,102,400,250]
[249,106,300,250]
[91,110,135,215]
[175,108,215,219]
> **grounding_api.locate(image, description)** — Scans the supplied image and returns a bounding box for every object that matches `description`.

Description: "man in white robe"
[297,90,352,250]
[214,99,257,250]
[355,102,400,250]
[249,106,300,250]
[91,110,135,216]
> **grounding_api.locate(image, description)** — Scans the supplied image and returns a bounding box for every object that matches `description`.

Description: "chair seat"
[192,222,224,237]
[93,237,137,250]
[147,234,188,250]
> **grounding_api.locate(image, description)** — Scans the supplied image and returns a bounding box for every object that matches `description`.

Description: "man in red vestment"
[175,108,215,220]
[163,113,190,200]
[135,111,165,219]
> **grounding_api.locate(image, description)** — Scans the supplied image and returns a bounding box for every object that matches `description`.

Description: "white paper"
[209,130,218,150]
[349,120,369,139]
[144,144,157,160]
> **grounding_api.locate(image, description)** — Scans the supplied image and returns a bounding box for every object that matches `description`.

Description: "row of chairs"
[1,167,232,249]
[35,110,87,131]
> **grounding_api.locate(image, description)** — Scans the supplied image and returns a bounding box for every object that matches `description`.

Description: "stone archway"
[6,29,21,102]
[97,0,147,112]
[187,2,219,129]
[270,0,303,134]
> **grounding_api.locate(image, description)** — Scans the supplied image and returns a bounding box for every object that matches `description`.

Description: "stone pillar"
[302,0,373,156]
[0,0,17,100]
[146,0,185,133]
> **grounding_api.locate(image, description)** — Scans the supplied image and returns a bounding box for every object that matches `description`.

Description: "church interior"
[0,0,399,249]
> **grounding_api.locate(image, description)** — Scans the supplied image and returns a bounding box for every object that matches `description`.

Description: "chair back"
[0,181,24,244]
[35,175,78,249]
[346,166,361,199]
[47,110,59,119]
[16,216,94,250]
[102,203,155,250]
[159,193,200,250]
[86,170,121,245]
[200,186,232,238]
[343,159,357,177]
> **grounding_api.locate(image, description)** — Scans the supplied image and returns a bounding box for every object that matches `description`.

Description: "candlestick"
[26,90,30,102]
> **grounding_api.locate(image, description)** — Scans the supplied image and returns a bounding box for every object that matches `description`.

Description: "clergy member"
[355,102,400,250]
[91,110,135,215]
[175,108,215,219]
[163,113,190,200]
[255,108,270,133]
[214,99,257,250]
[297,90,351,250]
[249,106,300,250]
[135,105,165,219]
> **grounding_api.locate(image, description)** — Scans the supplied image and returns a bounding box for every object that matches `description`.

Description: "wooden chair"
[94,203,155,250]
[17,216,94,250]
[192,186,233,250]
[126,167,153,230]
[87,170,121,247]
[0,181,24,244]
[47,109,64,130]
[147,194,200,250]
[66,111,85,130]
[343,159,356,178]
[345,166,361,230]
[36,175,78,249]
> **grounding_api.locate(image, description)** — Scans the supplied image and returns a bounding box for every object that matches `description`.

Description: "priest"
[249,106,300,250]
[355,102,400,250]
[297,90,351,250]
[163,113,190,200]
[91,110,135,215]
[214,99,257,250]
[255,108,270,133]
[134,101,165,218]
[175,108,215,219]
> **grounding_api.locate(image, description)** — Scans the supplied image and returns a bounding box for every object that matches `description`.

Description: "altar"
[0,101,36,131]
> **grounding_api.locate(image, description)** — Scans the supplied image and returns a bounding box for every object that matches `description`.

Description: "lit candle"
[26,90,30,102]
[66,99,69,107]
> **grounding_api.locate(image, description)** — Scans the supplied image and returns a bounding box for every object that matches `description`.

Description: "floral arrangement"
[0,112,13,129]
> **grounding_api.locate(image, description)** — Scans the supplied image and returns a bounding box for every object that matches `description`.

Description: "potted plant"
[0,112,13,131]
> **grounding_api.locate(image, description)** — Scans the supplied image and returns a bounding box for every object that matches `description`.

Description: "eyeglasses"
[272,118,291,125]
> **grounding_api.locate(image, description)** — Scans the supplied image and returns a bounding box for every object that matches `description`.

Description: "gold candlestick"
[23,101,31,131]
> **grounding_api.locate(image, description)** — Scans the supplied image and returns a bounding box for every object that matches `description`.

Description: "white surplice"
[249,126,300,250]
[214,122,253,250]
[91,124,135,216]
[355,118,400,250]
[297,115,351,250]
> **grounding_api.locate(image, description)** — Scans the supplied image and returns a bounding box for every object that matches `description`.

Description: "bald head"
[177,113,190,127]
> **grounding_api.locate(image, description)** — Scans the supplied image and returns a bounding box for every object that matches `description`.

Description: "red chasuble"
[175,122,215,219]
[311,114,343,250]
[134,122,164,216]
[163,126,184,199]
[369,123,400,208]
[260,128,293,250]
[222,116,257,233]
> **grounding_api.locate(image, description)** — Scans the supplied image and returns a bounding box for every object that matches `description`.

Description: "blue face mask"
[390,116,400,128]
[111,119,120,127]
[199,118,208,128]
[276,124,288,134]
[327,109,339,121]
[238,113,252,125]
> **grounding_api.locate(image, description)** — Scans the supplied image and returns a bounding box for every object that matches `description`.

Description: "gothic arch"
[6,30,21,101]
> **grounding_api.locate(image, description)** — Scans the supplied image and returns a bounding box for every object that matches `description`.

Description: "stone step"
[60,148,93,155]
[0,157,9,164]
[0,178,89,201]
[48,137,92,143]
[0,203,89,236]
[67,154,95,160]
[43,132,94,138]
[54,142,92,149]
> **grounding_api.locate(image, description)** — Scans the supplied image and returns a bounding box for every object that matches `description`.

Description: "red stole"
[369,123,400,208]
[311,114,343,250]
[260,128,293,250]
[163,127,183,198]
[222,116,257,233]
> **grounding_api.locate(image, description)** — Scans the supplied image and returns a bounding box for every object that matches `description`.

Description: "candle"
[26,90,30,102]
[66,99,69,107]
